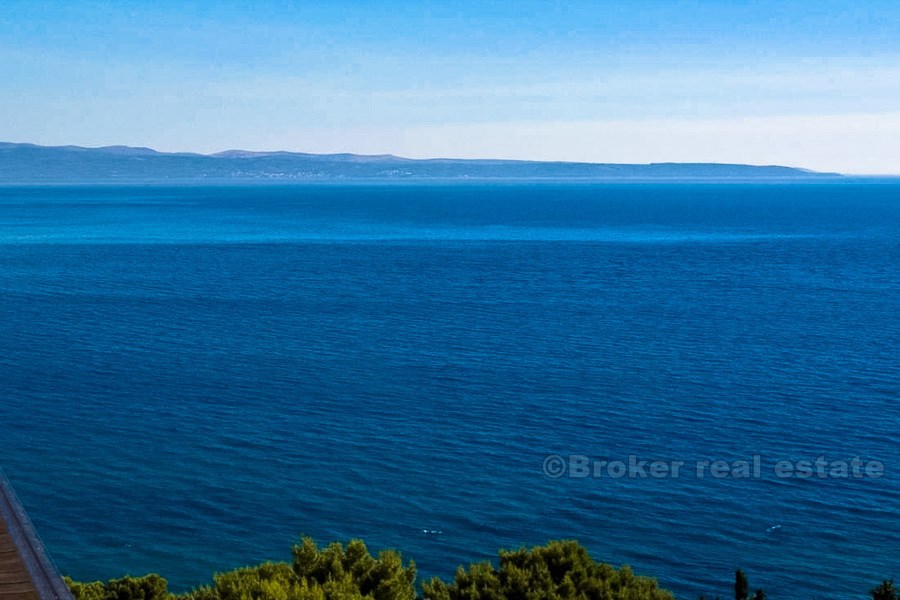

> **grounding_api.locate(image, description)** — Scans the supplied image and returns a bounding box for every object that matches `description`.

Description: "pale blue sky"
[3,1,900,172]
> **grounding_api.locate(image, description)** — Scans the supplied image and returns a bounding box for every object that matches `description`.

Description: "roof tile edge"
[0,470,74,600]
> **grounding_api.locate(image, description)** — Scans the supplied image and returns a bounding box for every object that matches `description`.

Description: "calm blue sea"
[0,182,898,599]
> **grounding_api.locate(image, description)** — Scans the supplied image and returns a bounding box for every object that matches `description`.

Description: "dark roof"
[0,472,73,600]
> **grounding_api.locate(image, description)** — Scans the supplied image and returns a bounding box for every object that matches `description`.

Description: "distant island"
[0,141,841,182]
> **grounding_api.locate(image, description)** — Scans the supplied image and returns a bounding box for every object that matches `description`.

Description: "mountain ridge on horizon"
[0,141,842,182]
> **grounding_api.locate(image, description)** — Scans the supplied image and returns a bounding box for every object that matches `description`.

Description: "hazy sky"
[3,0,900,173]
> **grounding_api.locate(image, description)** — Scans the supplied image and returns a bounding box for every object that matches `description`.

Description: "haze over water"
[1,182,898,599]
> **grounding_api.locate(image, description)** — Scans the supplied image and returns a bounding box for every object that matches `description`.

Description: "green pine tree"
[734,570,749,600]
[872,579,897,600]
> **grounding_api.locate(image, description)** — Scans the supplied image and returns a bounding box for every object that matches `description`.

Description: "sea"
[0,181,898,599]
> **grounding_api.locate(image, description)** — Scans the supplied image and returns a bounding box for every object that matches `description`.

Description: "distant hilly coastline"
[0,141,841,182]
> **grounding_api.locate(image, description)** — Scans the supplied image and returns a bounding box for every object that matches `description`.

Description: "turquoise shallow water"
[0,182,898,598]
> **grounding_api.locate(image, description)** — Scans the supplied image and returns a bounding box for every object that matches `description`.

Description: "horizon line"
[1,140,858,175]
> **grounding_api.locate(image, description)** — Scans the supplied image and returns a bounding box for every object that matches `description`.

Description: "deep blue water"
[0,182,898,599]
